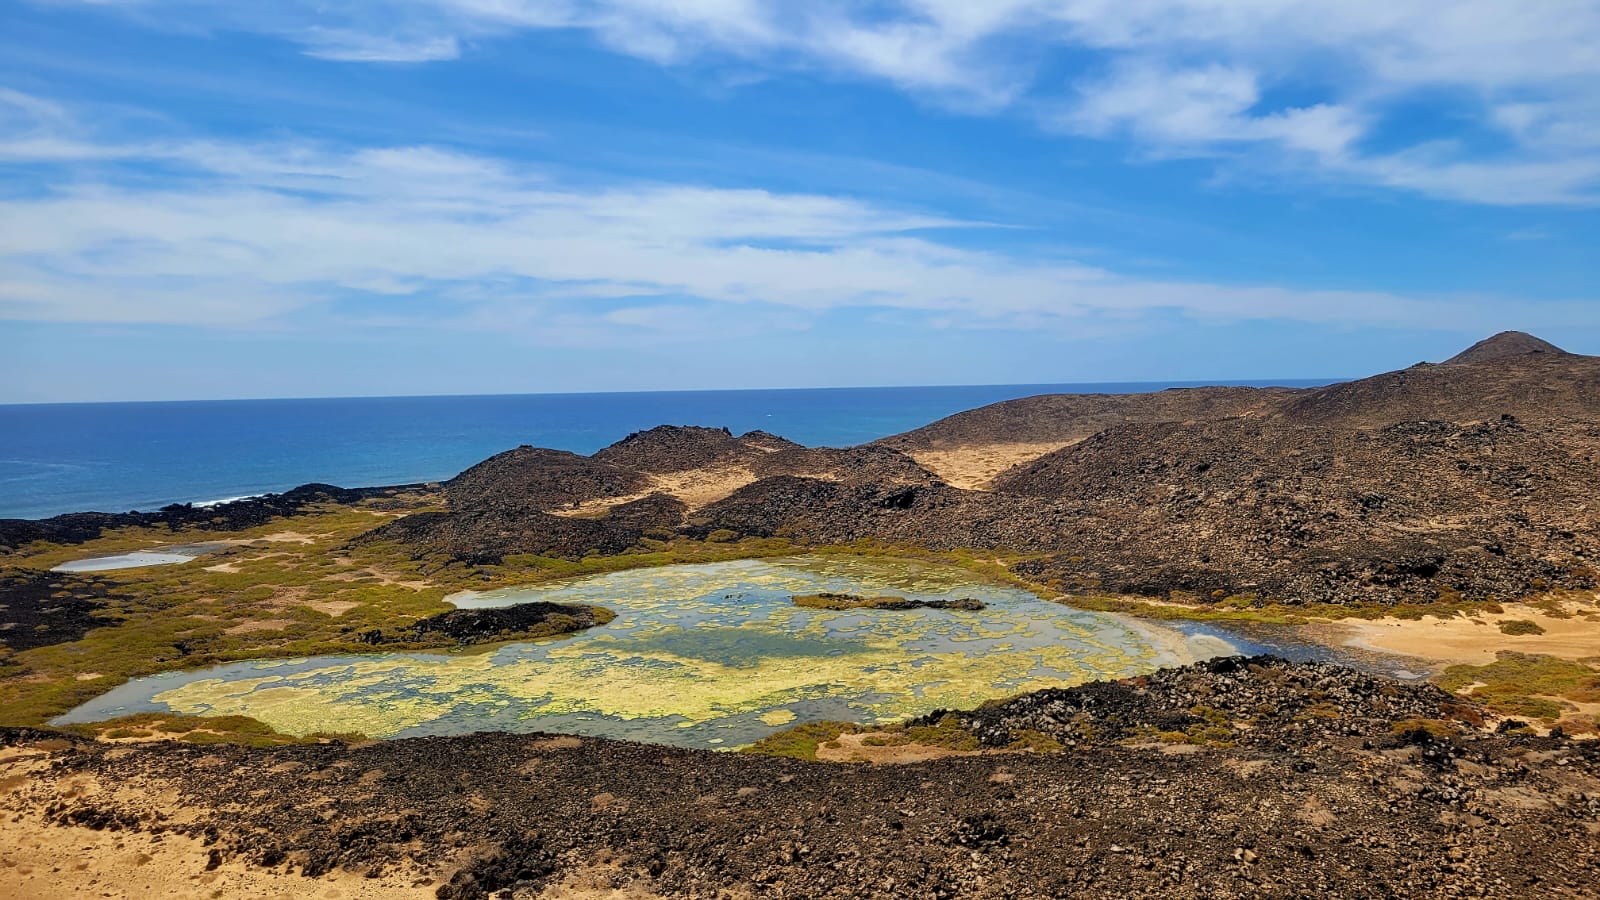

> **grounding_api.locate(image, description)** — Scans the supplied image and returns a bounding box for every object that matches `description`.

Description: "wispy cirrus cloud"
[34,0,1600,205]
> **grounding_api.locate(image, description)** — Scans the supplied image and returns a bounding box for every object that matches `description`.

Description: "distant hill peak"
[1443,331,1571,365]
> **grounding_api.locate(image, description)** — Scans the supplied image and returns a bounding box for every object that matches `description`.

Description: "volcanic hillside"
[362,332,1600,606]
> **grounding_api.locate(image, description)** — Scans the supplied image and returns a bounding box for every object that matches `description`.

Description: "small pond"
[51,543,227,573]
[55,555,1233,749]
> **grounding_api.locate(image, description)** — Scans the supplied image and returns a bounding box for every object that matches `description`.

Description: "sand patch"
[815,732,986,764]
[551,465,761,517]
[1341,600,1600,666]
[0,747,440,898]
[908,442,1074,491]
[0,810,437,899]
[536,862,666,899]
[224,619,297,635]
[303,600,361,618]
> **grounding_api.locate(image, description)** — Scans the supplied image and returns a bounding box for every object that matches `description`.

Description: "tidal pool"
[52,542,226,573]
[55,556,1225,748]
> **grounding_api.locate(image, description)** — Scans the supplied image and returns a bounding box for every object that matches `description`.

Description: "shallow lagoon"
[52,543,226,573]
[55,556,1222,748]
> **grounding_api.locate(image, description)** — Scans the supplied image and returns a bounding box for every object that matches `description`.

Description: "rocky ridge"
[342,333,1600,607]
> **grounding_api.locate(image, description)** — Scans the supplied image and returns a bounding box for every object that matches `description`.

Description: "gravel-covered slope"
[7,657,1597,899]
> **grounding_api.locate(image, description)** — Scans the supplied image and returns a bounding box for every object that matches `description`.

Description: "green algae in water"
[55,556,1184,748]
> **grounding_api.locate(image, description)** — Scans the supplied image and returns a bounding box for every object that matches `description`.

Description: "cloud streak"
[1,90,1590,344]
[37,0,1600,205]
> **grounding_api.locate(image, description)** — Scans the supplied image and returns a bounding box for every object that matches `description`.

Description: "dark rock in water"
[789,592,986,611]
[403,601,609,645]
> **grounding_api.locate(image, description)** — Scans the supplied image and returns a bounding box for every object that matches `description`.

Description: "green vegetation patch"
[53,711,361,748]
[0,496,635,730]
[1064,592,1505,626]
[1437,652,1600,722]
[742,721,859,761]
[1498,619,1546,636]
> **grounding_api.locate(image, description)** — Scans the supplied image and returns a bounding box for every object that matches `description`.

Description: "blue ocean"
[0,381,1326,520]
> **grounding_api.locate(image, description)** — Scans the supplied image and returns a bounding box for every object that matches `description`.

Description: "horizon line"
[0,377,1345,408]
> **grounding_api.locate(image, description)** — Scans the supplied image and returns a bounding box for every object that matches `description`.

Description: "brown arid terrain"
[2,331,1600,898]
[3,658,1598,899]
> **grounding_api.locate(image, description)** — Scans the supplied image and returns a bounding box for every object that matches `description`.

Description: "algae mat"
[55,556,1188,748]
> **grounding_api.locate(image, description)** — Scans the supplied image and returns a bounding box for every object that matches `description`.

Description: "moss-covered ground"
[0,498,816,733]
[1436,652,1600,732]
[7,501,1597,746]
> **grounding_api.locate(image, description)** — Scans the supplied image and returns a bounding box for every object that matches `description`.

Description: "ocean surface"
[0,381,1328,520]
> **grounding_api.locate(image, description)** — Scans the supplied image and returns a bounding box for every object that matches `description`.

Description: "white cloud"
[43,0,1600,204]
[1,90,1590,339]
[301,30,461,62]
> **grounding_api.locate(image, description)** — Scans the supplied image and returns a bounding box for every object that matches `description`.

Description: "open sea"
[0,381,1328,520]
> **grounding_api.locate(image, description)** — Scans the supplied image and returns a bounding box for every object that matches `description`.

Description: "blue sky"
[1,1,1597,402]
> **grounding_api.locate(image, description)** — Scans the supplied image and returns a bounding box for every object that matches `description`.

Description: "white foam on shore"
[192,494,258,508]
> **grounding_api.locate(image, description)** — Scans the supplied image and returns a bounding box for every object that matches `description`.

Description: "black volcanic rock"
[751,444,942,485]
[9,657,1598,899]
[403,601,608,645]
[991,417,1600,604]
[1444,330,1573,365]
[878,386,1293,451]
[445,446,649,512]
[0,483,422,553]
[920,655,1477,750]
[592,425,800,473]
[358,508,642,565]
[1268,350,1600,427]
[603,492,688,533]
[0,570,122,651]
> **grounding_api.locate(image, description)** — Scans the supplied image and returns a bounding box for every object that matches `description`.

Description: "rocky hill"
[591,425,799,473]
[879,332,1598,452]
[877,386,1293,451]
[989,417,1600,602]
[1268,345,1600,428]
[445,447,649,512]
[1444,330,1574,365]
[355,333,1600,607]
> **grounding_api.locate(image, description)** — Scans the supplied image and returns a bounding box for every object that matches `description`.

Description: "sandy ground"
[550,466,763,518]
[0,743,435,900]
[0,738,665,900]
[814,731,984,764]
[906,442,1073,491]
[1339,599,1600,666]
